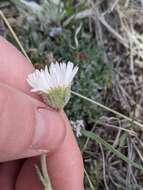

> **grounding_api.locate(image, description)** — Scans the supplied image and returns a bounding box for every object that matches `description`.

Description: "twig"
[97,15,128,48]
[99,144,109,190]
[0,10,32,64]
[97,120,137,136]
[84,168,95,190]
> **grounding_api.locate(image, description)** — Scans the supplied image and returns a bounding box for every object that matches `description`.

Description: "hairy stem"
[36,154,53,190]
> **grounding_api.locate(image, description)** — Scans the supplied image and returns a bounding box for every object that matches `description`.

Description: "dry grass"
[1,0,143,189]
[77,0,143,189]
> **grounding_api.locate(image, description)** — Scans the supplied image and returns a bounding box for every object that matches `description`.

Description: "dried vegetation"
[1,0,143,189]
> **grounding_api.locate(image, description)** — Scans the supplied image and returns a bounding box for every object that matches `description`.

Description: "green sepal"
[41,87,71,110]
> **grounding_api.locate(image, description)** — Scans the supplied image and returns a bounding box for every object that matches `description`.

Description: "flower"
[71,120,85,137]
[27,61,78,109]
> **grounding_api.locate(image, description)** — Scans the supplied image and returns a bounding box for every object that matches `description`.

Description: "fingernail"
[32,108,65,151]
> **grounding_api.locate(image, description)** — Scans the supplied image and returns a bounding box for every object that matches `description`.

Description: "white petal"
[70,66,78,82]
[64,61,74,85]
[54,62,62,85]
[27,61,78,93]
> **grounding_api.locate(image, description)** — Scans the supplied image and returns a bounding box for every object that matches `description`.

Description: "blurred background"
[1,0,143,189]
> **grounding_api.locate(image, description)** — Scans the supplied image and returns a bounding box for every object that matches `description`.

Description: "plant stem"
[71,91,143,128]
[41,154,53,190]
[36,154,53,190]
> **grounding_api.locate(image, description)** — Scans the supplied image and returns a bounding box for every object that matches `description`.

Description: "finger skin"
[16,117,84,190]
[0,37,35,96]
[0,160,23,190]
[47,114,84,190]
[0,82,65,161]
[0,37,84,190]
[15,158,43,190]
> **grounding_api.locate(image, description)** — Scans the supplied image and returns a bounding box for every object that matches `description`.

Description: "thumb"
[0,82,66,162]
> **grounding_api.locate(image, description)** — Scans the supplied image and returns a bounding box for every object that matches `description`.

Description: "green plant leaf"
[82,129,143,172]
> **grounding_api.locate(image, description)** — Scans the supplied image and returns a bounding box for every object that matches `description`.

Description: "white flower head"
[27,61,78,109]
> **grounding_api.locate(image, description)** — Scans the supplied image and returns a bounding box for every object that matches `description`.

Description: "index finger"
[0,37,84,190]
[0,36,36,95]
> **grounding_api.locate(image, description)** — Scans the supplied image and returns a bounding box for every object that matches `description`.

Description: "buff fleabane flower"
[27,61,78,109]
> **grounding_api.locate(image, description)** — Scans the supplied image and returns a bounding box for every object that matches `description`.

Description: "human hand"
[0,37,84,190]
